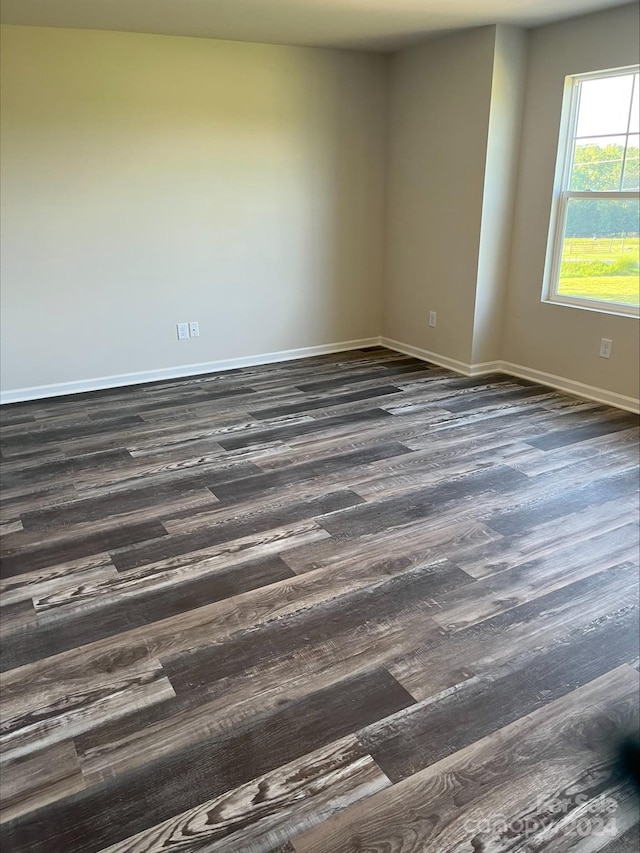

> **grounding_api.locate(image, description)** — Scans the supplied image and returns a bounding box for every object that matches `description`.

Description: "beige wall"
[502,3,640,399]
[2,9,639,406]
[382,27,496,366]
[0,25,387,392]
[472,25,528,365]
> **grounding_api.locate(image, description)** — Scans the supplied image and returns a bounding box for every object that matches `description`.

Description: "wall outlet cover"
[599,338,613,359]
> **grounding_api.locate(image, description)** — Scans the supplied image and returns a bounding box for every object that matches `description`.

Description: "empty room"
[1,0,639,850]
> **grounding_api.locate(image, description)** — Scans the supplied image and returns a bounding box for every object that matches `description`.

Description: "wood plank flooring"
[0,346,639,852]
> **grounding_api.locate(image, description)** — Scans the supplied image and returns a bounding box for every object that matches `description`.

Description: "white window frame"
[543,65,640,318]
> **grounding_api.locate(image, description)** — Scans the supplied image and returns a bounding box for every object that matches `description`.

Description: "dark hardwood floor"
[0,346,639,852]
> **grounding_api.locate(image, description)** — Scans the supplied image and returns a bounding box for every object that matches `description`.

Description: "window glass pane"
[558,197,640,307]
[622,134,639,190]
[630,74,639,133]
[570,136,625,191]
[576,74,634,137]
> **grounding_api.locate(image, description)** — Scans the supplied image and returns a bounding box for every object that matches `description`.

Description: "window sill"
[544,295,640,318]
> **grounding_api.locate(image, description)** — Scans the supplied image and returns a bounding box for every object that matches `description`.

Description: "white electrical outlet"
[428,311,437,328]
[599,338,613,359]
[176,323,189,341]
[189,321,200,338]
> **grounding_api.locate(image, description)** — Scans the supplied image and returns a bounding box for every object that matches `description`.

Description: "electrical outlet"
[599,338,613,359]
[176,323,189,341]
[189,321,200,338]
[428,311,437,328]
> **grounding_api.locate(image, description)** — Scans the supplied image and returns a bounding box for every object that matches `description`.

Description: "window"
[546,66,639,315]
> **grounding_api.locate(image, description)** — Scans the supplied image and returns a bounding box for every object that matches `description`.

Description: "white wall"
[472,25,528,365]
[382,27,496,366]
[2,9,639,407]
[502,3,640,400]
[382,7,638,408]
[0,25,387,393]
[381,25,529,371]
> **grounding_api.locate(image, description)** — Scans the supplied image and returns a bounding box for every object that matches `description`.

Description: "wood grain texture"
[0,347,638,852]
[0,740,85,823]
[0,556,297,671]
[387,559,640,703]
[1,668,414,853]
[603,824,640,852]
[360,603,639,782]
[292,666,640,853]
[0,520,168,578]
[73,604,440,788]
[98,737,389,853]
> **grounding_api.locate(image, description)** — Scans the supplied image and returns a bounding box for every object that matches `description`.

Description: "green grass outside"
[558,275,640,306]
[558,237,639,307]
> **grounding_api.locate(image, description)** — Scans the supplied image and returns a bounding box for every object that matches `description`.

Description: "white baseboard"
[380,337,501,377]
[381,336,639,414]
[0,337,381,405]
[498,360,640,414]
[3,334,638,414]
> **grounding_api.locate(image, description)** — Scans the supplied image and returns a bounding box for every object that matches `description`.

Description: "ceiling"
[0,0,629,51]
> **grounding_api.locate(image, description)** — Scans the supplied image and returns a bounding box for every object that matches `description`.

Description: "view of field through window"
[558,236,640,307]
[558,199,640,307]
[556,70,640,309]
